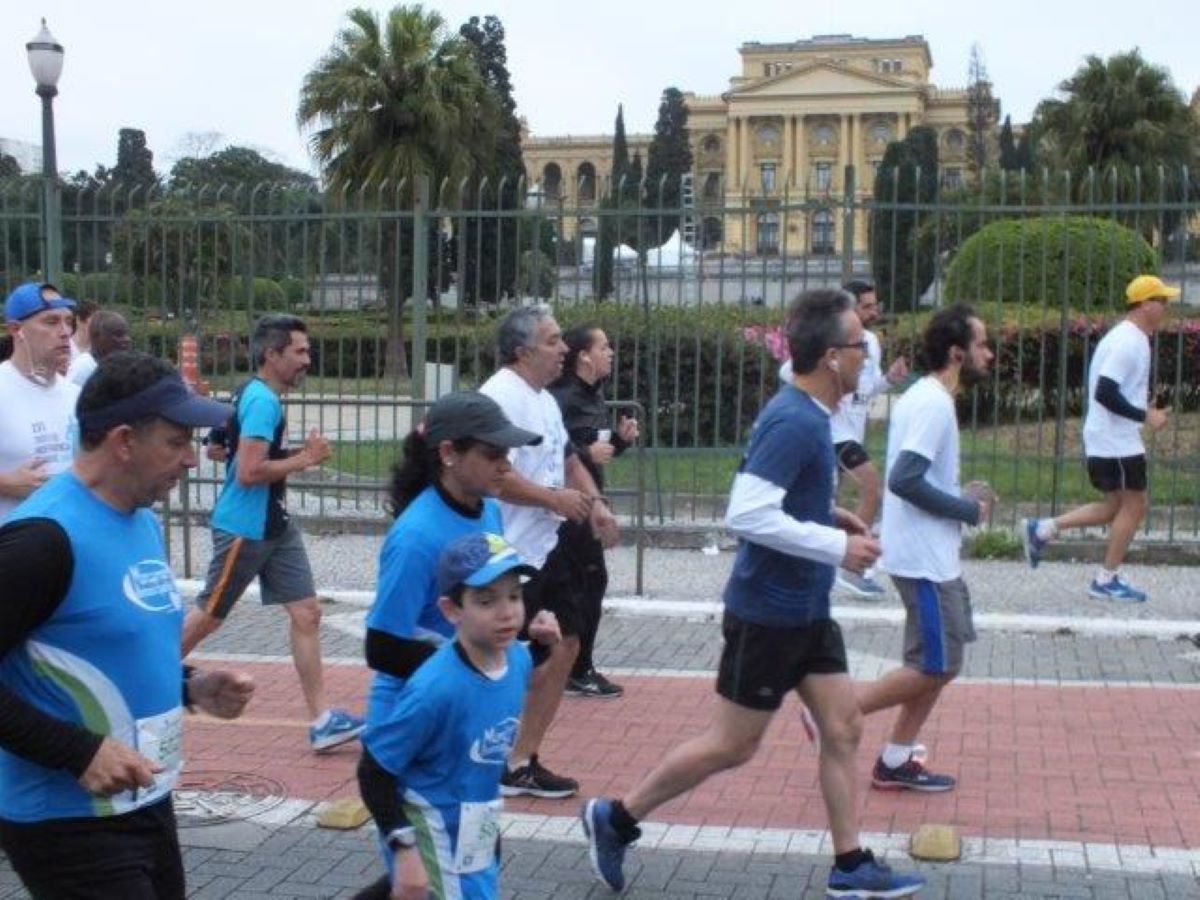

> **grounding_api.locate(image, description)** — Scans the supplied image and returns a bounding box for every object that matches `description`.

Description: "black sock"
[834,848,871,871]
[610,800,642,842]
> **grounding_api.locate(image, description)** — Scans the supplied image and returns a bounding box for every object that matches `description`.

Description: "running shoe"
[500,755,579,798]
[565,669,624,699]
[827,849,925,898]
[871,756,956,792]
[581,797,635,892]
[309,708,365,752]
[1021,518,1047,569]
[837,570,888,599]
[1088,575,1147,603]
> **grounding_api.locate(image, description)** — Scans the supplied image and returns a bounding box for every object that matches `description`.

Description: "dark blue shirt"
[722,385,837,627]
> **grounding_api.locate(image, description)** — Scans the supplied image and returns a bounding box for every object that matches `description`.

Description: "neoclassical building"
[522,34,992,255]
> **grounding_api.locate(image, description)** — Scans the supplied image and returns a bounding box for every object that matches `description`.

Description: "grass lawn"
[330,412,1200,509]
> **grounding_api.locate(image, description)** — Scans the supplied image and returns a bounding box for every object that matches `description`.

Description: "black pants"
[555,520,609,677]
[0,797,185,900]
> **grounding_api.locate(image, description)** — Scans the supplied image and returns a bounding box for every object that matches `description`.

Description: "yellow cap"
[1126,274,1181,305]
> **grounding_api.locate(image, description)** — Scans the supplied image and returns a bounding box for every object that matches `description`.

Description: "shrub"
[216,277,287,313]
[943,216,1157,308]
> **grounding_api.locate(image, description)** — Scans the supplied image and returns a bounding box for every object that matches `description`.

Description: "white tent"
[645,229,699,269]
[613,243,639,265]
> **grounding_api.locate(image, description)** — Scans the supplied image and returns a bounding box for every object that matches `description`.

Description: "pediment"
[731,61,918,97]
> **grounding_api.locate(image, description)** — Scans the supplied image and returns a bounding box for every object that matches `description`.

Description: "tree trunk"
[381,220,409,381]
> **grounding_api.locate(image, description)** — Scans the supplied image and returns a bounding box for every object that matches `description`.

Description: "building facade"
[521,34,991,255]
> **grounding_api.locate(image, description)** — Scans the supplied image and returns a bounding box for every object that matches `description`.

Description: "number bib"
[454,799,503,873]
[135,707,184,796]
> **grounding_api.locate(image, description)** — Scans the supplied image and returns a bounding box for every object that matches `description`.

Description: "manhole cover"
[174,771,289,827]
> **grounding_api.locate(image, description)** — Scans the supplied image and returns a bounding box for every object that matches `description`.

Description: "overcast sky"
[2,0,1198,177]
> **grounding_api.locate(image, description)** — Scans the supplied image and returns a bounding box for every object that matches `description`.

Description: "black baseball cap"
[424,391,541,447]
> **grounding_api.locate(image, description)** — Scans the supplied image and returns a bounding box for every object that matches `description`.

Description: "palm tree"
[298,5,498,378]
[1032,50,1199,199]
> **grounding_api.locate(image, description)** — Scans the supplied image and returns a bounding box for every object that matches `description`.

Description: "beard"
[959,358,988,388]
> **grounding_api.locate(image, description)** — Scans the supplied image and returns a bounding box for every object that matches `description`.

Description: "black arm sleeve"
[529,641,552,669]
[0,518,105,776]
[888,451,981,526]
[364,629,437,679]
[357,748,408,833]
[1094,376,1147,423]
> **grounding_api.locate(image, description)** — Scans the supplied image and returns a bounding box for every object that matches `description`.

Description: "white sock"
[1097,568,1118,584]
[312,710,333,729]
[1035,519,1058,541]
[509,757,530,772]
[881,743,913,769]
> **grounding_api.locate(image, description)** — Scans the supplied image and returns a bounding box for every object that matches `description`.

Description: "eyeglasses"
[835,340,869,352]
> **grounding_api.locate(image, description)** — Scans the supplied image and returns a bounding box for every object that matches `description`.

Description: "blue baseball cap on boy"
[5,282,76,323]
[437,532,537,596]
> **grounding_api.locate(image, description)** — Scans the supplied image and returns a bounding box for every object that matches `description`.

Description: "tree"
[644,86,694,242]
[1031,49,1199,197]
[169,146,315,191]
[870,126,939,311]
[0,153,19,179]
[298,5,500,377]
[966,44,996,175]
[112,128,158,193]
[998,115,1018,170]
[457,15,524,305]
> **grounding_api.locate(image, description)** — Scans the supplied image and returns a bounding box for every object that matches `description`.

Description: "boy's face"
[441,571,525,651]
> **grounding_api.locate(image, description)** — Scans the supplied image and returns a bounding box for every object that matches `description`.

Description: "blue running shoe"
[309,708,365,752]
[581,797,633,891]
[827,850,925,898]
[1021,518,1047,569]
[872,756,956,792]
[1088,575,1148,603]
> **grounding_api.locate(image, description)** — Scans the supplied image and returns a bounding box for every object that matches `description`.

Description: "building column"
[781,115,793,192]
[899,112,911,140]
[739,117,752,194]
[796,116,808,196]
[725,117,738,197]
[853,114,868,193]
[838,114,850,190]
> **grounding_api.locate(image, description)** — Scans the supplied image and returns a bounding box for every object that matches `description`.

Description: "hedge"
[943,216,1158,308]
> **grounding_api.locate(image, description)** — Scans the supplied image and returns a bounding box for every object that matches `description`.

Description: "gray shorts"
[891,575,977,676]
[196,523,316,619]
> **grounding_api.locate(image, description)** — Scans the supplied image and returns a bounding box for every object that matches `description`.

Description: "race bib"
[454,799,503,873]
[136,707,184,795]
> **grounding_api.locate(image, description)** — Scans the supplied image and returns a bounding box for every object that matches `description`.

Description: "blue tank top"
[0,472,185,822]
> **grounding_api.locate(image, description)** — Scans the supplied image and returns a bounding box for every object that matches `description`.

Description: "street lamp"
[26,19,64,284]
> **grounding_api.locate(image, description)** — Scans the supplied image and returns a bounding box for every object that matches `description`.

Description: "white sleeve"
[778,359,793,384]
[724,472,847,566]
[861,334,889,400]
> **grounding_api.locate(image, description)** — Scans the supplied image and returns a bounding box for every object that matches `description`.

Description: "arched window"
[701,216,723,249]
[703,172,722,201]
[576,162,597,203]
[542,163,562,203]
[756,212,780,256]
[702,135,721,154]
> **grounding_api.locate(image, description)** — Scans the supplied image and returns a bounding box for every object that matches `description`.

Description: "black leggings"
[555,520,609,677]
[0,797,185,900]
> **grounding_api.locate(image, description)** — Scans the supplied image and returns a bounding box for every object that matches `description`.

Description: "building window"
[871,121,893,145]
[943,167,964,190]
[756,213,780,255]
[702,135,721,154]
[946,129,965,152]
[814,162,833,192]
[813,124,835,146]
[757,125,781,146]
[760,163,776,193]
[811,210,836,255]
[703,172,721,202]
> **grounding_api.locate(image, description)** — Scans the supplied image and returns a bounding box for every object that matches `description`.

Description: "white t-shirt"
[880,375,963,581]
[479,367,569,569]
[0,361,81,522]
[1081,320,1150,459]
[66,350,98,387]
[777,329,887,445]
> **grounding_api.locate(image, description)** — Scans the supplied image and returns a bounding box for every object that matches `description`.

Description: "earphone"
[830,358,840,372]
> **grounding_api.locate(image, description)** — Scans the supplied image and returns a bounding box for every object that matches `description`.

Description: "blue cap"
[437,532,537,596]
[5,282,76,323]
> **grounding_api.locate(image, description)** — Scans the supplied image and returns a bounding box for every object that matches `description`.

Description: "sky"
[2,0,1198,177]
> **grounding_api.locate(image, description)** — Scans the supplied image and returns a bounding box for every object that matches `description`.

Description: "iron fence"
[2,167,1198,575]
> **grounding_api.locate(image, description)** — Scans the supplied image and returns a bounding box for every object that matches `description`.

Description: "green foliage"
[943,216,1157,309]
[644,87,694,243]
[966,528,1023,560]
[169,146,315,191]
[0,154,19,178]
[112,128,158,194]
[871,126,939,311]
[217,277,288,313]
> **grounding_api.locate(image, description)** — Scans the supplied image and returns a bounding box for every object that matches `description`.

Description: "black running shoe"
[500,754,579,798]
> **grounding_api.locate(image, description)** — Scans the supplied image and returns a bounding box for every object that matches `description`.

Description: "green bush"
[216,277,287,313]
[944,216,1157,308]
[279,276,308,306]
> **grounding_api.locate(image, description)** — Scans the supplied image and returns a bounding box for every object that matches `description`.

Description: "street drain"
[174,770,289,827]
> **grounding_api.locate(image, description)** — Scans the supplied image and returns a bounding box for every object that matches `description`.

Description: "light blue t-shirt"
[365,486,502,723]
[0,472,184,822]
[364,639,533,899]
[211,379,288,540]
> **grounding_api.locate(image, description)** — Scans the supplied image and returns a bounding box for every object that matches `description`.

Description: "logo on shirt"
[122,560,183,613]
[468,717,520,766]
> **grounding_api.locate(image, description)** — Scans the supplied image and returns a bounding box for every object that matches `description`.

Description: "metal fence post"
[411,175,430,399]
[841,164,856,282]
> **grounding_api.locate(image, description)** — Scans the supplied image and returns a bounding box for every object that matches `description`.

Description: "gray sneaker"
[837,569,887,599]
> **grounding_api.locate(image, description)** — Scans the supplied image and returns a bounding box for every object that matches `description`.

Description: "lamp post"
[26,19,64,285]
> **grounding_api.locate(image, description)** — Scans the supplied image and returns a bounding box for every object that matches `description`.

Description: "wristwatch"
[386,827,417,852]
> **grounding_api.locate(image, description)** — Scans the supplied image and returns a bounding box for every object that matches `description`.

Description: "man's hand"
[833,507,869,536]
[392,847,430,900]
[0,458,49,497]
[190,670,255,720]
[550,487,593,523]
[589,439,615,465]
[205,443,228,463]
[886,356,909,385]
[528,610,562,646]
[962,480,997,524]
[841,534,881,573]
[78,737,161,796]
[591,501,619,548]
[617,417,640,444]
[300,428,333,468]
[1146,407,1169,431]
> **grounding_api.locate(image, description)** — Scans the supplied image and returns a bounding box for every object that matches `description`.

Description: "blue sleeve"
[888,450,980,525]
[741,411,812,491]
[1094,376,1146,423]
[364,682,441,776]
[238,388,279,442]
[369,526,439,638]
